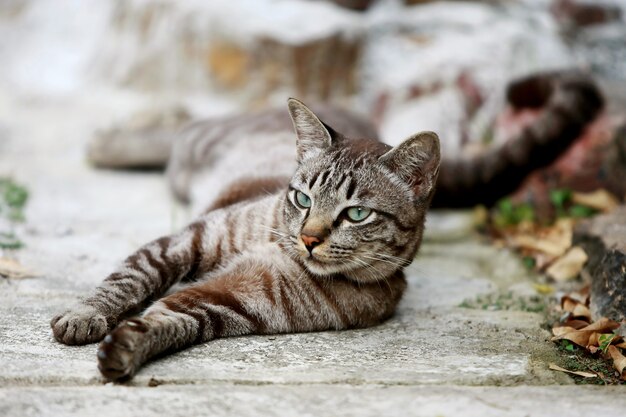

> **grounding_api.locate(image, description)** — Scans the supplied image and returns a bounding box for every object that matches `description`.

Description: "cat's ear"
[378,131,441,197]
[287,98,334,162]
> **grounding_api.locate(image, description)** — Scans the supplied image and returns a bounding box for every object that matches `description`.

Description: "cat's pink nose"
[301,234,322,253]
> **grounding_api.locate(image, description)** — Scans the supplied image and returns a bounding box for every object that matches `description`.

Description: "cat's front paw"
[50,305,109,345]
[97,319,149,381]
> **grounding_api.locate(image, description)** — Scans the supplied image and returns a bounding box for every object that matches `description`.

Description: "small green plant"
[492,198,535,227]
[561,339,576,352]
[522,256,536,271]
[549,188,598,219]
[549,188,572,217]
[0,232,23,250]
[0,177,29,249]
[568,204,597,219]
[599,333,618,354]
[490,188,599,229]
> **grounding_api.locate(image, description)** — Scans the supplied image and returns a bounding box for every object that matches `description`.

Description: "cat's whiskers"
[359,253,408,269]
[358,254,399,268]
[375,252,410,264]
[360,254,416,292]
[336,258,363,289]
[258,224,288,238]
[349,256,395,293]
[350,257,388,283]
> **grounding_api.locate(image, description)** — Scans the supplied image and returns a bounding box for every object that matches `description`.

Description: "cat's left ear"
[378,131,441,197]
[287,98,335,163]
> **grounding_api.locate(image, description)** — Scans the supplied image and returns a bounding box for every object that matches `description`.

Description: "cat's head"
[282,99,440,282]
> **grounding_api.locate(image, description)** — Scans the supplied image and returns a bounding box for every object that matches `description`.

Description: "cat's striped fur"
[51,99,438,380]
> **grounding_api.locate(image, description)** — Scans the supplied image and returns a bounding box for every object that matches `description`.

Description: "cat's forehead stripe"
[345,178,357,200]
[308,172,319,189]
[318,170,331,187]
[334,173,348,191]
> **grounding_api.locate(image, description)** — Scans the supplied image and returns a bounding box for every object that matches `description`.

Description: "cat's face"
[282,99,440,283]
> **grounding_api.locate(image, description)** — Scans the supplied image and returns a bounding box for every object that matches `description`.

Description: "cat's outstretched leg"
[51,220,211,345]
[96,250,406,380]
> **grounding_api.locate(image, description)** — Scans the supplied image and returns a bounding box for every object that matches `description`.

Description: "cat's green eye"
[295,190,312,208]
[346,207,371,222]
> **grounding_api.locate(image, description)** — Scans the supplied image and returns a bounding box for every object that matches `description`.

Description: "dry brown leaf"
[581,317,620,333]
[0,257,36,279]
[549,363,596,378]
[546,246,588,282]
[510,235,569,257]
[553,326,577,337]
[587,332,609,347]
[571,304,592,321]
[608,346,626,379]
[552,291,625,379]
[562,319,593,330]
[584,331,621,351]
[561,295,591,321]
[552,318,620,346]
[542,218,574,252]
[572,189,619,213]
[562,296,580,313]
[551,329,597,346]
[564,289,590,306]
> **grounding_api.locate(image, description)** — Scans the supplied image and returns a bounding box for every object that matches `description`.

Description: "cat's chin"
[303,257,375,280]
[302,257,340,276]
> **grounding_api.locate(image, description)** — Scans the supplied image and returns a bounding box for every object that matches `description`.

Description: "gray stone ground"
[2,93,626,416]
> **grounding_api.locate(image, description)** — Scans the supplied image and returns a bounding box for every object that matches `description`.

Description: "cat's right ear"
[378,131,441,198]
[287,98,333,163]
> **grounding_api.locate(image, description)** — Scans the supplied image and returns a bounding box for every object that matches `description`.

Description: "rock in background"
[574,206,626,320]
[94,0,364,105]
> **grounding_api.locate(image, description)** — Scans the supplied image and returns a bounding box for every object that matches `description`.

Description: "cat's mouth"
[302,252,327,264]
[302,255,337,275]
[291,241,346,273]
[306,254,329,264]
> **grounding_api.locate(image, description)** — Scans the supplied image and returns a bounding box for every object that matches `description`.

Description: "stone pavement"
[2,94,626,416]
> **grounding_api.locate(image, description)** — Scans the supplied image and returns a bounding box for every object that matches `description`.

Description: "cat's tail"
[432,71,604,208]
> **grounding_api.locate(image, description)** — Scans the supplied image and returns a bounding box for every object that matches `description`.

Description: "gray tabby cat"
[51,99,441,381]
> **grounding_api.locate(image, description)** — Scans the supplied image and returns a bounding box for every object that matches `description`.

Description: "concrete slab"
[2,385,626,417]
[0,282,561,387]
[0,91,579,415]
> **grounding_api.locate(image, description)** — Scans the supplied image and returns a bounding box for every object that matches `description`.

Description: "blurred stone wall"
[1,0,625,150]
